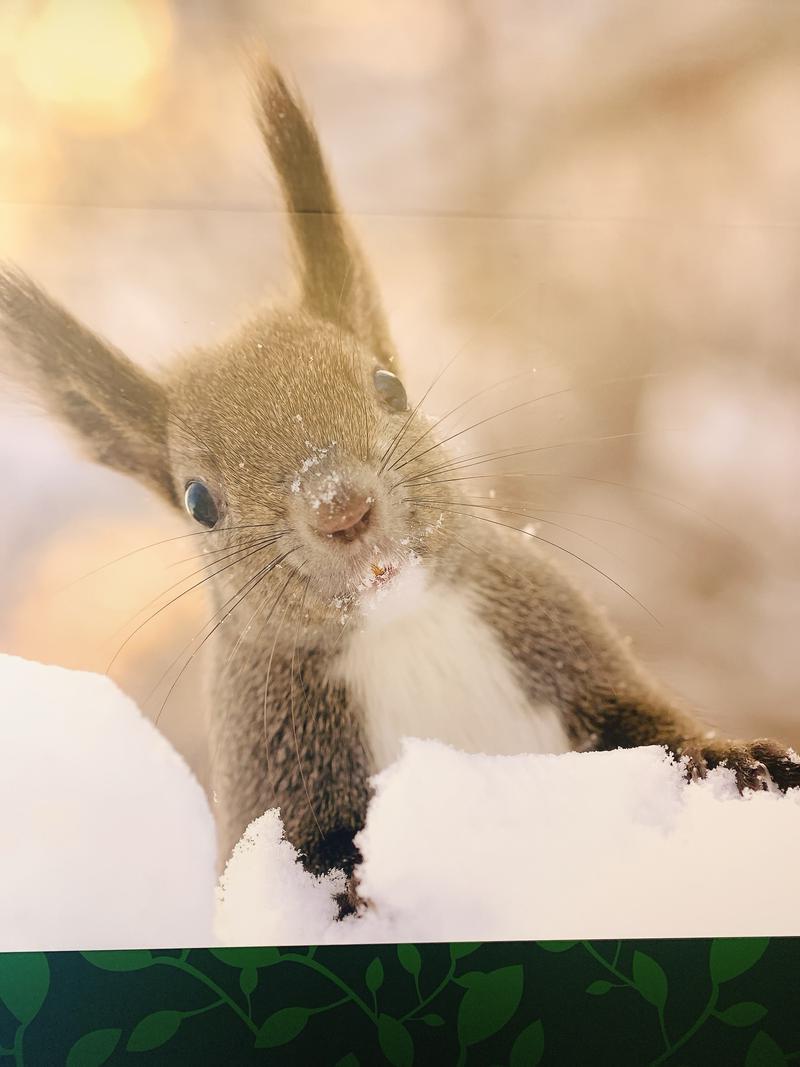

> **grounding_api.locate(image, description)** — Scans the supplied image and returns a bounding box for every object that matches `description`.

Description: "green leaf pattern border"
[0,939,797,1064]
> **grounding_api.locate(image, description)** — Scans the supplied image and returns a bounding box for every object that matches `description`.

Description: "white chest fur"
[335,567,571,771]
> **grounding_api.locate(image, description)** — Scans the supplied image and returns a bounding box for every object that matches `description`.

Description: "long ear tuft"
[253,61,398,368]
[0,266,177,504]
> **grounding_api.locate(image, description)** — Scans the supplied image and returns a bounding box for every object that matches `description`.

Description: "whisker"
[392,443,502,484]
[324,606,355,655]
[333,258,373,465]
[289,577,325,839]
[167,529,288,568]
[308,606,355,730]
[261,572,301,802]
[105,534,286,674]
[107,533,285,643]
[391,445,523,489]
[455,494,679,559]
[377,366,448,474]
[407,500,661,625]
[58,521,286,593]
[393,430,662,489]
[378,283,544,473]
[152,549,296,727]
[223,560,296,672]
[416,470,744,544]
[391,372,665,474]
[146,547,295,712]
[396,444,567,488]
[406,496,628,566]
[388,365,541,471]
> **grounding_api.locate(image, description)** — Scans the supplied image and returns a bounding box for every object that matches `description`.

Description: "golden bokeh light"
[16,0,173,133]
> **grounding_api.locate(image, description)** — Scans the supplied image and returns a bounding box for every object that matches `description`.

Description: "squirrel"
[2,62,798,916]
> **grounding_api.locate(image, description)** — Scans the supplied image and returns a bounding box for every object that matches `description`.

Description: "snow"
[215,811,346,945]
[2,654,800,950]
[218,739,800,944]
[0,654,216,950]
[345,740,800,941]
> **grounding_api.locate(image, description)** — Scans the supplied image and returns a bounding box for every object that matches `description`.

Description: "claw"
[672,737,800,795]
[734,760,769,794]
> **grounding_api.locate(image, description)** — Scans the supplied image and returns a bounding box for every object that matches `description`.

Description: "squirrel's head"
[0,64,459,626]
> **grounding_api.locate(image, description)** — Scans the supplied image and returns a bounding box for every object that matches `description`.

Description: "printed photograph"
[1,0,799,950]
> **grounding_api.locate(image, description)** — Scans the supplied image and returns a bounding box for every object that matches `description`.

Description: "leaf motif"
[745,1030,787,1067]
[66,1028,122,1067]
[0,953,50,1024]
[240,966,258,997]
[81,950,153,972]
[366,956,385,993]
[632,951,668,1009]
[586,980,613,996]
[510,1019,544,1067]
[454,971,486,991]
[378,1014,414,1067]
[717,1002,768,1028]
[126,1011,182,1053]
[450,943,481,960]
[710,939,770,985]
[422,1014,445,1027]
[210,947,280,968]
[536,941,577,953]
[397,944,422,978]
[334,1056,360,1067]
[255,1007,310,1049]
[457,965,524,1048]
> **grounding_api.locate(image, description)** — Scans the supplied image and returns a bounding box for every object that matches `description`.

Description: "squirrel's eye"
[373,368,408,412]
[184,480,219,528]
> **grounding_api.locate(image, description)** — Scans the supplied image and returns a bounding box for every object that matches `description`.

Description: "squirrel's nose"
[313,490,373,542]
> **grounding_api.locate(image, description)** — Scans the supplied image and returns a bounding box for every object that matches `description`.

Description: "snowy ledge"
[1,654,798,951]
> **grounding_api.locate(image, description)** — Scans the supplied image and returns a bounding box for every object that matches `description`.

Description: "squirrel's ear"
[253,62,398,369]
[0,267,177,505]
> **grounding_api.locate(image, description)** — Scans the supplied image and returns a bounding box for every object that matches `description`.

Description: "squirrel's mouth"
[354,556,427,620]
[325,504,373,544]
[368,561,397,587]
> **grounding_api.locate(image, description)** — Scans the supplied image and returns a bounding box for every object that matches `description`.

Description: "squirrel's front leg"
[587,694,800,793]
[213,644,372,917]
[675,737,800,792]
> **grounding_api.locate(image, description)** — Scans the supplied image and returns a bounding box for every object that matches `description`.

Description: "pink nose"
[314,491,373,542]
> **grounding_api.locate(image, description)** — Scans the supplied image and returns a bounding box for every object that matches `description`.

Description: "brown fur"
[2,64,797,903]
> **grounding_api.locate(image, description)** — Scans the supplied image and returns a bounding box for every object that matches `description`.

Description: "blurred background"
[1,0,799,793]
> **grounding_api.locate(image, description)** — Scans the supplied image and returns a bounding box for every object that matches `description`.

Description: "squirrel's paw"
[674,737,800,793]
[334,874,370,921]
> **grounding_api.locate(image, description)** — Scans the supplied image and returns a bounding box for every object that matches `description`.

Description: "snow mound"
[215,810,346,945]
[3,654,800,949]
[217,739,800,944]
[345,739,800,941]
[0,654,216,950]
